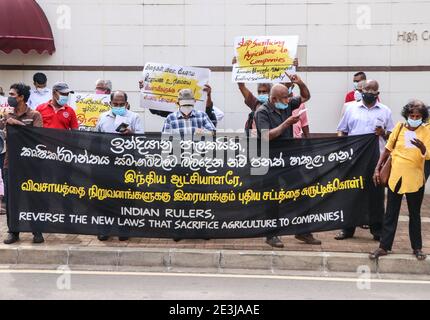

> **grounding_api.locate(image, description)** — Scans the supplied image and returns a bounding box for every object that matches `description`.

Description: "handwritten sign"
[69,93,111,128]
[232,36,299,83]
[0,96,13,116]
[140,62,210,113]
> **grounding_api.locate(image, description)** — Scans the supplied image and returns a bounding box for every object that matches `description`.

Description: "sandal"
[369,248,388,260]
[413,250,427,261]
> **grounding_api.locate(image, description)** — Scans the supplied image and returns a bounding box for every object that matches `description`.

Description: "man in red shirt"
[36,82,79,130]
[345,72,367,103]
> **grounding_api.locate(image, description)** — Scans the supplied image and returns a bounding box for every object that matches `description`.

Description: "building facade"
[1,0,430,133]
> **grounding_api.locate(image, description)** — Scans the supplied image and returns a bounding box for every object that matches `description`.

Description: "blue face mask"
[257,94,269,104]
[275,102,289,110]
[112,106,127,117]
[56,95,69,106]
[408,118,423,128]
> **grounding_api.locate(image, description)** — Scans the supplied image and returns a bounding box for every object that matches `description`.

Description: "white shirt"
[28,87,52,109]
[96,109,144,134]
[337,102,395,153]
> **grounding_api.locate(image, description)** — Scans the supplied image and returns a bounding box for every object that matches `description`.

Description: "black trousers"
[380,185,424,252]
[4,169,40,237]
[342,184,384,238]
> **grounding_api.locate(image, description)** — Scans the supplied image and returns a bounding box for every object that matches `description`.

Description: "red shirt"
[345,91,355,103]
[36,100,79,130]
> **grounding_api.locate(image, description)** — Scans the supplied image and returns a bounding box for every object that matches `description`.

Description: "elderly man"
[96,90,144,136]
[139,81,223,128]
[254,78,321,248]
[28,73,52,110]
[1,83,44,244]
[96,90,144,242]
[162,88,216,137]
[336,80,395,241]
[234,58,299,134]
[95,79,112,95]
[36,82,79,130]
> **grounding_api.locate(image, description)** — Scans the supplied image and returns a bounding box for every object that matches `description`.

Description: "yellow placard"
[70,94,111,128]
[141,63,210,113]
[233,36,299,83]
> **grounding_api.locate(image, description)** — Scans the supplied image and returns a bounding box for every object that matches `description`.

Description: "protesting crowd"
[0,63,429,262]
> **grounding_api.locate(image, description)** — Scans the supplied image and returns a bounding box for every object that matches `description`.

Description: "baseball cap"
[53,82,73,94]
[178,89,196,106]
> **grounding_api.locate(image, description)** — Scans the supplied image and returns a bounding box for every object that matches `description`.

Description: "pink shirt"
[292,104,309,138]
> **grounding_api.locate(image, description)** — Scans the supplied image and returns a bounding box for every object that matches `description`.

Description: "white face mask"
[354,91,363,102]
[180,106,194,115]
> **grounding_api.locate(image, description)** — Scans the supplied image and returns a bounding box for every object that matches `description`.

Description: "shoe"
[334,231,353,240]
[265,236,284,248]
[369,248,388,260]
[3,233,19,245]
[119,237,129,242]
[360,225,370,230]
[32,233,45,244]
[413,250,427,261]
[295,234,322,245]
[173,238,182,242]
[97,235,109,241]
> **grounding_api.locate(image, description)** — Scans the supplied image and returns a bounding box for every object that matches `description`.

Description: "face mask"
[353,82,359,90]
[56,95,69,106]
[180,106,194,115]
[275,102,289,110]
[362,92,378,105]
[36,88,45,94]
[408,118,423,128]
[354,91,363,102]
[112,106,127,117]
[257,94,269,104]
[96,89,107,95]
[8,96,19,108]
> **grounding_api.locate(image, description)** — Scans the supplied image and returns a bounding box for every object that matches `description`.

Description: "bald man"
[254,76,321,248]
[337,80,395,241]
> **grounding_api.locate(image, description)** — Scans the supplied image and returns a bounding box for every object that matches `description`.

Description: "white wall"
[1,0,430,133]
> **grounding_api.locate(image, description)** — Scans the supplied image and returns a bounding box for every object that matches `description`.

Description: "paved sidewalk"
[1,196,429,255]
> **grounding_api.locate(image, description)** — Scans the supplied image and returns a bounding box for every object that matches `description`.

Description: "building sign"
[397,30,430,43]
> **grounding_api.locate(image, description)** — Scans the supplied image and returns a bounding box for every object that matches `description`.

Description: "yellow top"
[386,122,430,194]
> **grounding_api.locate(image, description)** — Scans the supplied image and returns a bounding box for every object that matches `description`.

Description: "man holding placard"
[162,88,215,137]
[254,78,321,248]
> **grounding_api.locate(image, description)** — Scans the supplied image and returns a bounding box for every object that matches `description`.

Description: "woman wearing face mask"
[371,100,430,261]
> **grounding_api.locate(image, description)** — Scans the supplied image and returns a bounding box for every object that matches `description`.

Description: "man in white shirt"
[96,91,144,135]
[95,90,144,242]
[336,80,395,241]
[28,73,52,109]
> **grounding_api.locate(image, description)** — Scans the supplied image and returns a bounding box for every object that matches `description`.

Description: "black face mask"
[8,96,19,108]
[362,93,378,104]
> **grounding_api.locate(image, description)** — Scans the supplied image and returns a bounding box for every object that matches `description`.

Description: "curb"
[0,247,429,275]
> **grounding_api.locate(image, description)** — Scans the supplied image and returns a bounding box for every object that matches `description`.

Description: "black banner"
[8,126,380,239]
